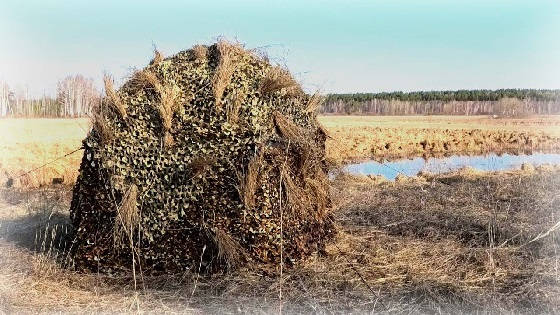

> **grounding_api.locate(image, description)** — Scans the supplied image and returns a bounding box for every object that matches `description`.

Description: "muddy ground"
[1,166,558,313]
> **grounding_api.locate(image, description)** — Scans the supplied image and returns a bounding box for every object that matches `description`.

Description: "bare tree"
[0,81,9,117]
[494,97,526,118]
[57,75,99,117]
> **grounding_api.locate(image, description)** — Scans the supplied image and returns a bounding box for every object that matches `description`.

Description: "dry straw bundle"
[70,40,334,273]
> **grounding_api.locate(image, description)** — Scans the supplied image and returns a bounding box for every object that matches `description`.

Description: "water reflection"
[344,153,560,181]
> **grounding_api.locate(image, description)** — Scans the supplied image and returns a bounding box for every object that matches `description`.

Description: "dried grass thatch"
[158,86,180,130]
[226,90,246,125]
[192,44,208,61]
[237,153,262,209]
[135,70,180,146]
[305,92,324,113]
[103,74,127,119]
[260,66,298,95]
[209,228,247,269]
[304,177,328,217]
[91,104,114,144]
[150,49,164,65]
[212,41,238,107]
[273,111,305,144]
[135,70,163,94]
[113,184,139,247]
[280,165,305,215]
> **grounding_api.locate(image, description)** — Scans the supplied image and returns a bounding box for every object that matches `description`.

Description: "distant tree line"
[0,75,99,118]
[2,83,559,117]
[321,89,560,115]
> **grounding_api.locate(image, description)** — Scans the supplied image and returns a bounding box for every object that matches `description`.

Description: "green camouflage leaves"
[70,41,335,274]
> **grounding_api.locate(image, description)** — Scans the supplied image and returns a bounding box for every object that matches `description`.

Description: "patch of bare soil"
[0,167,559,313]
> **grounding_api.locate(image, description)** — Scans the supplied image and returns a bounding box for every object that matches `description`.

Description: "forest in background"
[322,89,560,116]
[0,75,99,118]
[1,79,559,118]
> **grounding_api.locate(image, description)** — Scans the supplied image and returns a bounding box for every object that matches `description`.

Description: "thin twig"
[13,147,83,180]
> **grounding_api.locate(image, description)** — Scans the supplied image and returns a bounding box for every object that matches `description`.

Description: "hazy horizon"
[1,0,559,97]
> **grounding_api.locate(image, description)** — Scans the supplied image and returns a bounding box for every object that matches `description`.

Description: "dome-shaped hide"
[70,41,336,273]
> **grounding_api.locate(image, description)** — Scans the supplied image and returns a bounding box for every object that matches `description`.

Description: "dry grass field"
[1,167,559,313]
[1,116,560,313]
[0,119,89,187]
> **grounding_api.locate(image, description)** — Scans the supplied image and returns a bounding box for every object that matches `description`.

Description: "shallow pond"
[344,152,560,180]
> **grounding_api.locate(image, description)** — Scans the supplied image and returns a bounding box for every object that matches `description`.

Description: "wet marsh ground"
[321,115,560,163]
[1,116,560,313]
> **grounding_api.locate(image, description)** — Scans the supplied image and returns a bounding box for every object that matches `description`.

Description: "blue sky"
[1,0,559,97]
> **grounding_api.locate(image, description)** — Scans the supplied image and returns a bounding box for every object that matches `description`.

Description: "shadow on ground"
[0,187,74,259]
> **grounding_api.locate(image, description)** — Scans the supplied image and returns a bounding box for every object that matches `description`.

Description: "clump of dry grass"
[280,165,304,214]
[272,111,317,173]
[113,184,139,247]
[103,74,127,119]
[236,153,262,209]
[150,49,163,65]
[304,177,329,216]
[280,162,329,220]
[159,85,181,147]
[305,92,324,113]
[212,40,239,107]
[135,70,163,93]
[135,70,180,146]
[260,66,298,96]
[192,44,208,61]
[91,104,114,144]
[209,228,247,270]
[273,111,304,144]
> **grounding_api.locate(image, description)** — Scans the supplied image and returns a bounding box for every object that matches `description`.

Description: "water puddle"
[344,153,560,180]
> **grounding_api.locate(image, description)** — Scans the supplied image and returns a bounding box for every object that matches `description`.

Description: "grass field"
[0,119,89,187]
[1,116,560,312]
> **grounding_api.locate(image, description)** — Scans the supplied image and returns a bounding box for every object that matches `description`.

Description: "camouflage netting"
[70,41,336,273]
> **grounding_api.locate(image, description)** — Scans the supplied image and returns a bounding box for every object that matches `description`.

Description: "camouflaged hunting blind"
[70,41,336,273]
